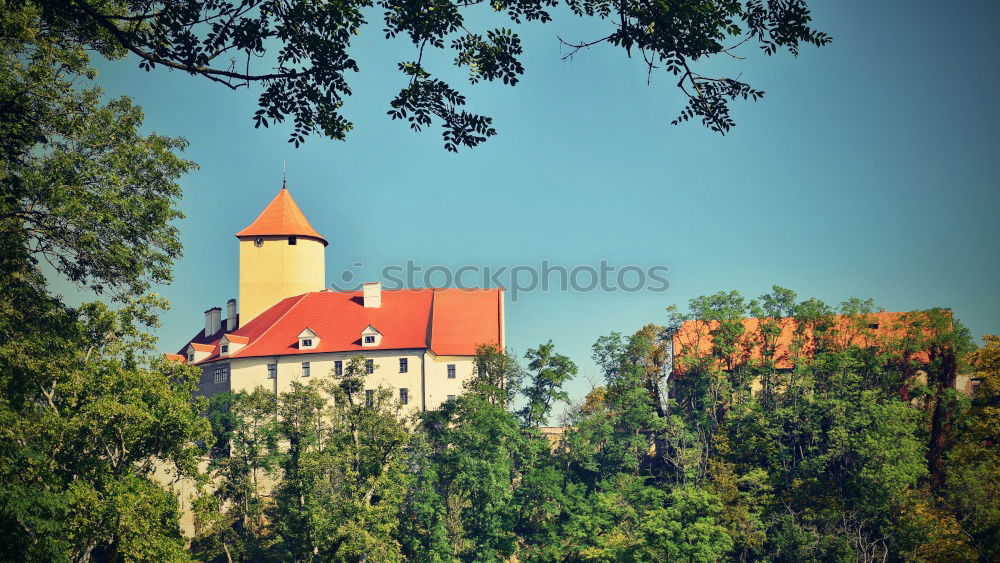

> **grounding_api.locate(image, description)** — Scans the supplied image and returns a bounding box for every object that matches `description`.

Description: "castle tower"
[235,184,327,324]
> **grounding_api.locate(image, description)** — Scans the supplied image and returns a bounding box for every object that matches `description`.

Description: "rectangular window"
[447,394,456,402]
[399,358,408,373]
[221,344,229,354]
[447,364,456,379]
[366,359,374,374]
[365,389,374,407]
[301,362,310,377]
[267,363,276,379]
[334,360,343,375]
[288,236,297,245]
[400,388,409,405]
[301,339,312,347]
[214,366,228,384]
[364,335,376,344]
[188,353,194,362]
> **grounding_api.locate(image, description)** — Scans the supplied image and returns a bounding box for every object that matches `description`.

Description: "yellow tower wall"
[238,235,325,324]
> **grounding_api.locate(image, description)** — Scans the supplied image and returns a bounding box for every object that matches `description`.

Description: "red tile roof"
[189,342,215,353]
[178,288,503,363]
[223,334,249,344]
[671,310,944,375]
[235,187,328,246]
[430,287,505,355]
[164,353,186,363]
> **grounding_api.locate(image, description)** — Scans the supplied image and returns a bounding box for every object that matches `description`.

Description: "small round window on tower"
[254,237,263,247]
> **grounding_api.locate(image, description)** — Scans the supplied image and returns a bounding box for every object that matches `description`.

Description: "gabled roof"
[177,288,503,363]
[297,327,318,339]
[235,187,328,246]
[361,325,382,335]
[164,353,186,363]
[222,334,249,344]
[189,342,215,353]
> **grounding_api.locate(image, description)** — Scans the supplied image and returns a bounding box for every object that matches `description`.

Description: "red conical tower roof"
[235,186,328,246]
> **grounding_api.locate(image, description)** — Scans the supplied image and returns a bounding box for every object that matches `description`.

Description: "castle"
[167,184,505,411]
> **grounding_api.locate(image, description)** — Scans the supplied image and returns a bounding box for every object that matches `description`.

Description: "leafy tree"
[470,342,525,406]
[22,0,830,148]
[267,356,411,561]
[191,389,279,562]
[524,326,732,560]
[666,289,987,561]
[403,345,535,560]
[2,1,194,300]
[897,309,975,488]
[636,485,733,561]
[1,2,206,558]
[519,340,577,428]
[0,299,211,561]
[941,335,1000,558]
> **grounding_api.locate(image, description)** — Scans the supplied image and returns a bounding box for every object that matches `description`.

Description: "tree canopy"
[25,0,830,149]
[1,3,209,558]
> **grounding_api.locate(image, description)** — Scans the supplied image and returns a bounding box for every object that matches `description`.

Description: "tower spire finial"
[282,160,287,189]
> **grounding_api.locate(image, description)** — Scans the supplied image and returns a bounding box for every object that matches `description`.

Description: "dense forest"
[182,291,1000,562]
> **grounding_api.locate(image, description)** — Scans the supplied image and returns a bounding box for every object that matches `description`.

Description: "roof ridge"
[426,288,437,352]
[230,292,313,359]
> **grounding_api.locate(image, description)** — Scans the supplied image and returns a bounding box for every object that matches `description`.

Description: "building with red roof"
[172,185,505,411]
[668,309,979,395]
[669,311,933,375]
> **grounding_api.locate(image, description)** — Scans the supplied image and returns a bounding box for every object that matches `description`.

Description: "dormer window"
[297,327,319,349]
[361,325,382,347]
[219,334,248,357]
[187,343,214,364]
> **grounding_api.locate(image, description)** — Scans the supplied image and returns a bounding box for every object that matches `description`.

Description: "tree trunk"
[927,345,957,488]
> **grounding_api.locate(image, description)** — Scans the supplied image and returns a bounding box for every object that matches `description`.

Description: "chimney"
[204,307,222,337]
[363,282,381,308]
[226,298,238,331]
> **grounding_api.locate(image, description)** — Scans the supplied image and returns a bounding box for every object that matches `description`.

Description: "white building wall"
[199,349,478,413]
[423,352,477,410]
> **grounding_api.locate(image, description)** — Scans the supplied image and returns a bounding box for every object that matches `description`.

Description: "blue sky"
[83,0,999,402]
